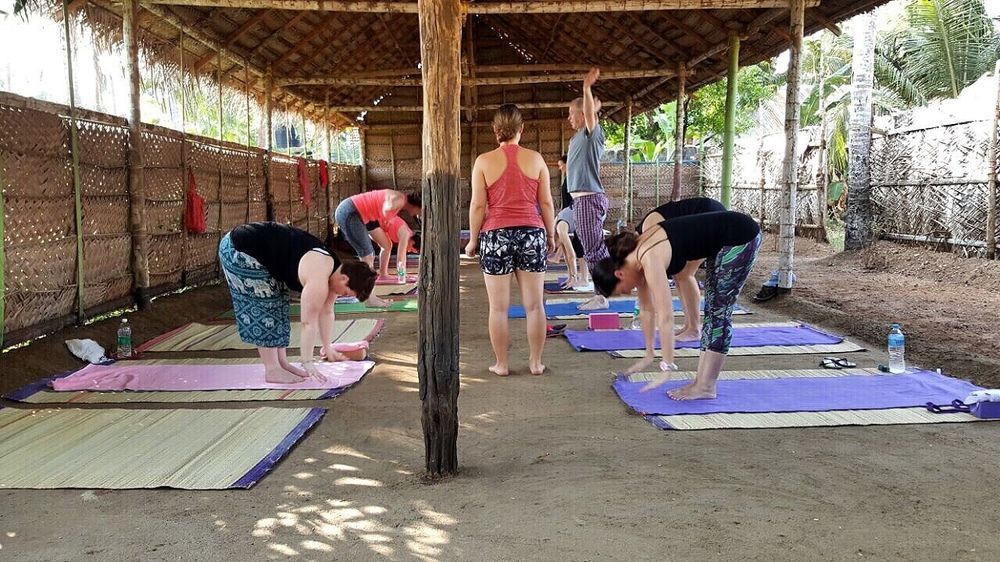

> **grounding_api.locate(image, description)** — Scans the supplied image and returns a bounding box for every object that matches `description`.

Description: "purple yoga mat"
[612,370,982,416]
[565,323,842,352]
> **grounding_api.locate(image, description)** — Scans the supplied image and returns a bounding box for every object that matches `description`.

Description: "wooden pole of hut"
[671,63,686,201]
[777,0,805,290]
[0,152,5,347]
[246,60,253,223]
[720,29,740,209]
[62,0,86,322]
[123,0,150,308]
[217,50,225,273]
[179,29,189,284]
[325,91,333,231]
[623,97,633,224]
[417,0,462,477]
[360,127,369,191]
[986,60,1000,260]
[389,118,399,189]
[264,67,275,221]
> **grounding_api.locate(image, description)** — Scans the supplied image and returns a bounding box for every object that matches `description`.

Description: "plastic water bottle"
[888,323,905,374]
[397,263,406,284]
[117,318,133,359]
[630,301,641,330]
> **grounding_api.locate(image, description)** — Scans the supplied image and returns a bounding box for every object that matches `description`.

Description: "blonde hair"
[492,104,523,143]
[570,97,584,112]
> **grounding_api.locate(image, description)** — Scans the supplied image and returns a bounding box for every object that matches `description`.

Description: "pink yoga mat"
[52,357,375,392]
[375,274,418,285]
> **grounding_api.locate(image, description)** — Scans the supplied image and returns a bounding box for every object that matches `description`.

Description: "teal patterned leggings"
[700,232,763,353]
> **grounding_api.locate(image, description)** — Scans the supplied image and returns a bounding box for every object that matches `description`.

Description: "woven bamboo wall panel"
[4,196,75,246]
[221,174,249,202]
[146,200,183,235]
[192,170,220,201]
[83,236,131,283]
[0,106,67,157]
[4,289,76,334]
[0,151,72,198]
[142,131,184,168]
[4,238,76,291]
[145,167,185,201]
[186,233,220,270]
[75,121,128,168]
[81,196,130,236]
[148,233,184,287]
[79,164,129,197]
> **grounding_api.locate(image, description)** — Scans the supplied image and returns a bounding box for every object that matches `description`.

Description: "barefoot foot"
[489,364,510,377]
[367,295,390,308]
[529,362,546,376]
[667,384,716,401]
[674,328,700,341]
[265,367,307,384]
[577,294,609,311]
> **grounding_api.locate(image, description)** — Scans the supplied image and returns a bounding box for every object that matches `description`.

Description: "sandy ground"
[1,241,1000,561]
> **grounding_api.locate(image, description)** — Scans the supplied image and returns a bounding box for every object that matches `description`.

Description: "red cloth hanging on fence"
[318,159,329,189]
[185,169,207,234]
[297,157,312,208]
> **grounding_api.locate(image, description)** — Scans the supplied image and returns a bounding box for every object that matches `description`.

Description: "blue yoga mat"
[612,370,982,416]
[509,297,685,319]
[565,321,806,351]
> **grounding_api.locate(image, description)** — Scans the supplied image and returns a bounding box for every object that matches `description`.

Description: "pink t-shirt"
[351,189,396,223]
[380,215,412,244]
[481,145,544,232]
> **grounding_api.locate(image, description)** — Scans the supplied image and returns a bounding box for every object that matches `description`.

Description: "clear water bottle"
[117,318,133,359]
[888,323,905,374]
[630,301,641,330]
[397,263,406,284]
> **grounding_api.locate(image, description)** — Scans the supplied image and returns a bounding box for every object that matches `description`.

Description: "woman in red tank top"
[467,104,556,376]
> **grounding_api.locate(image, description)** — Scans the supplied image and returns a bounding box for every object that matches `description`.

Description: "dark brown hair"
[339,260,378,302]
[493,104,523,143]
[406,190,422,208]
[592,232,639,297]
[605,232,639,263]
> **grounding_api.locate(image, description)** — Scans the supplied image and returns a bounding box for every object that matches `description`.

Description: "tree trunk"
[671,63,686,201]
[623,97,633,224]
[123,0,150,307]
[720,31,740,209]
[815,44,829,242]
[986,60,999,260]
[777,0,804,289]
[844,11,877,251]
[417,0,462,477]
[264,69,275,221]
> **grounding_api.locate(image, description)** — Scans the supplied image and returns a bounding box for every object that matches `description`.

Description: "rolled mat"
[613,370,982,416]
[565,321,828,351]
[137,319,383,353]
[0,406,324,489]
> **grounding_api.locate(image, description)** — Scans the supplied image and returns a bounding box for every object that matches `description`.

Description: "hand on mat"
[301,362,327,382]
[465,240,478,258]
[626,355,655,375]
[640,372,674,392]
[560,275,577,290]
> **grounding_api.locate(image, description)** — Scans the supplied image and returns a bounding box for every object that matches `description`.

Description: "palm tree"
[845,12,878,250]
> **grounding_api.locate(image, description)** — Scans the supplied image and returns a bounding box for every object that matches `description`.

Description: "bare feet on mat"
[674,327,700,341]
[489,364,510,377]
[282,363,309,378]
[265,367,307,384]
[529,362,546,376]
[367,295,390,308]
[667,383,716,401]
[577,294,608,310]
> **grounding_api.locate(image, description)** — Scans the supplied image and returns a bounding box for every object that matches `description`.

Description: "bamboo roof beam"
[623,13,688,59]
[811,12,843,36]
[658,12,711,50]
[271,13,341,69]
[277,68,676,87]
[193,9,272,72]
[330,101,623,112]
[146,1,822,14]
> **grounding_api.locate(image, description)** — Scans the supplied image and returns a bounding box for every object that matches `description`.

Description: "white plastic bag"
[65,339,110,364]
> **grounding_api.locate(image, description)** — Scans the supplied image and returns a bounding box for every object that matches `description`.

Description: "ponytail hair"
[605,232,639,266]
[592,257,620,297]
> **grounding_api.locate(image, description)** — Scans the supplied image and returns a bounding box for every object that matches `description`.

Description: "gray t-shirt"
[566,122,605,194]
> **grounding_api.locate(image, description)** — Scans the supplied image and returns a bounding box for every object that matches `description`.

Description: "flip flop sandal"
[546,324,567,338]
[831,357,856,368]
[819,358,843,370]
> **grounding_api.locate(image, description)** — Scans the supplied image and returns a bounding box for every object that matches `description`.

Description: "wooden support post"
[264,67,275,221]
[987,60,1000,259]
[417,0,462,477]
[623,97,633,224]
[123,0,150,307]
[777,0,804,290]
[217,50,225,275]
[389,122,399,189]
[324,91,332,229]
[179,29,190,284]
[63,0,86,322]
[359,127,369,191]
[671,63,686,201]
[0,155,4,347]
[246,60,253,223]
[720,30,739,209]
[654,162,661,206]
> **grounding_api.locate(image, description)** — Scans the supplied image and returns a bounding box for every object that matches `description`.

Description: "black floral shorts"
[478,226,547,275]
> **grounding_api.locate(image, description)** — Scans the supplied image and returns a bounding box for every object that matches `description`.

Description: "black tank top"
[657,211,760,275]
[636,197,726,234]
[230,222,338,292]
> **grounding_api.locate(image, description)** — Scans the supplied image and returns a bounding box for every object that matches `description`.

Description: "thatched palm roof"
[48,0,889,127]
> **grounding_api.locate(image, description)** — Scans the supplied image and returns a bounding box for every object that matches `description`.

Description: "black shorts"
[478,227,547,275]
[365,220,380,231]
[570,234,584,256]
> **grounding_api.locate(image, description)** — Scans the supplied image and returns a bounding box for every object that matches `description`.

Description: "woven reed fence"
[871,118,999,257]
[363,122,700,230]
[0,92,361,346]
[700,128,824,228]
